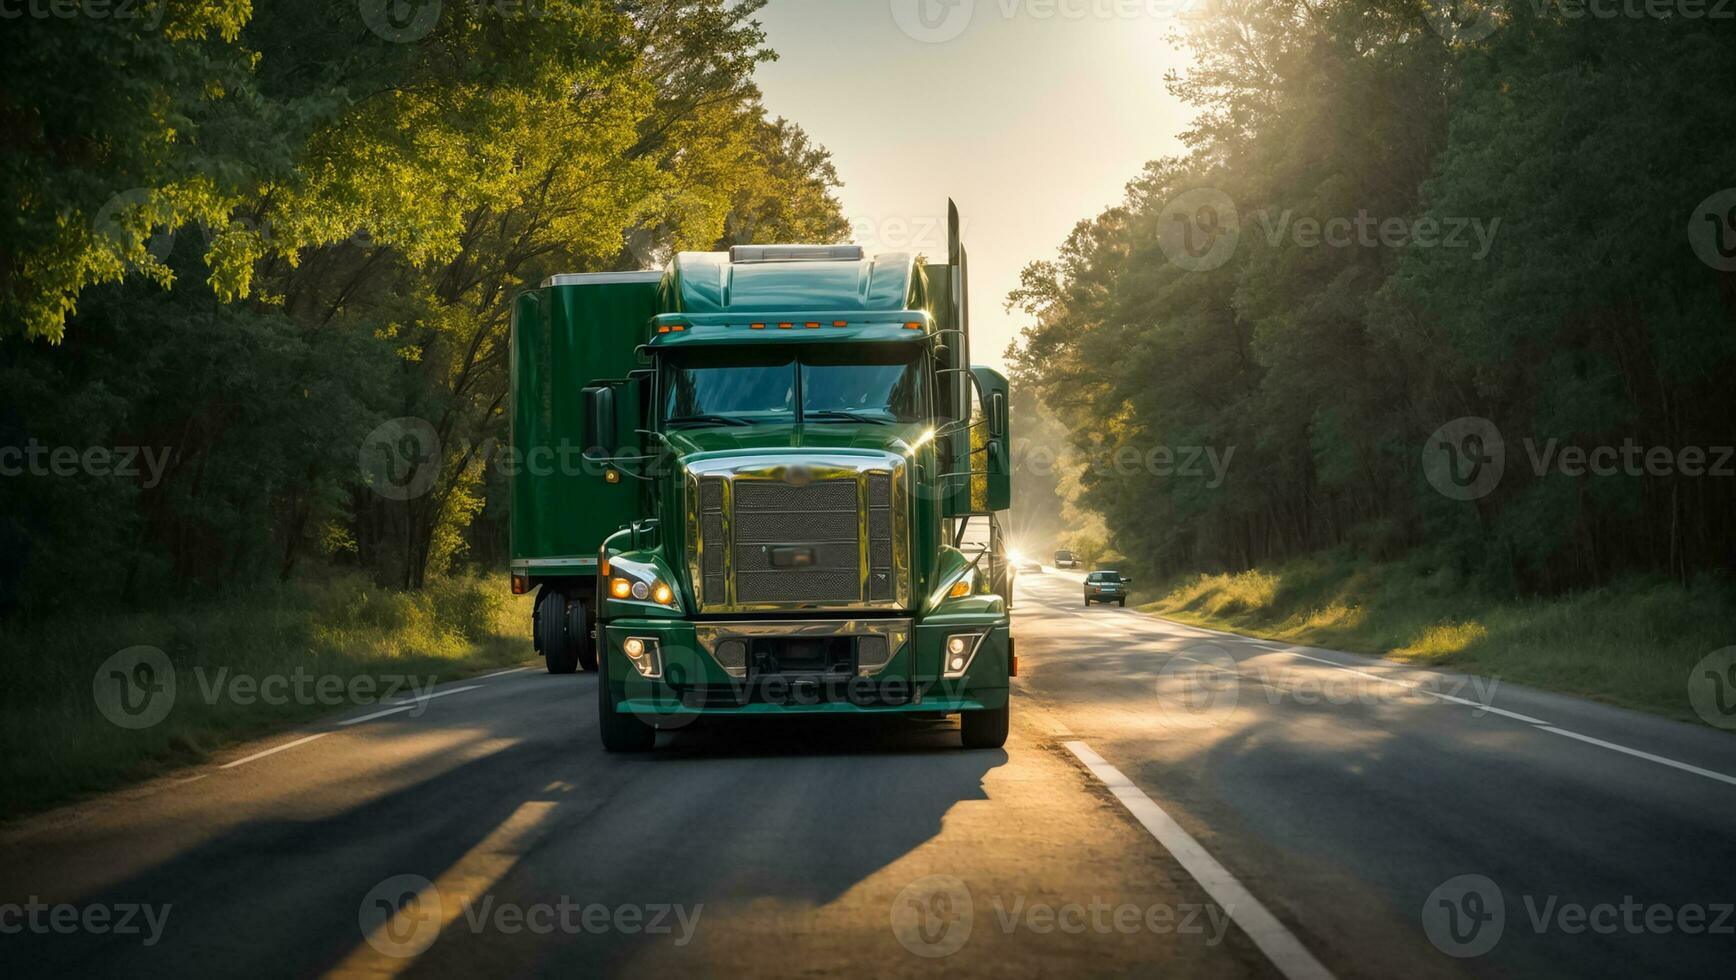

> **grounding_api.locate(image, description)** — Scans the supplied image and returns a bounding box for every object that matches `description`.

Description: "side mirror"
[968,367,1012,512]
[582,385,617,459]
[1121,577,1133,584]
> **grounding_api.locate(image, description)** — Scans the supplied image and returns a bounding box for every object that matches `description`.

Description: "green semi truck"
[509,203,1013,752]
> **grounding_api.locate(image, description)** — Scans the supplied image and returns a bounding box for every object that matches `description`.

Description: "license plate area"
[750,635,856,675]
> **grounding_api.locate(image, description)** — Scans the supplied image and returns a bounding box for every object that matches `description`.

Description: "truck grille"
[733,479,860,604]
[689,460,906,612]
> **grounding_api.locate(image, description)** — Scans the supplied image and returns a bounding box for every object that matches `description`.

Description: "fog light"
[943,634,983,679]
[652,582,673,605]
[610,577,632,599]
[630,580,650,600]
[623,636,661,678]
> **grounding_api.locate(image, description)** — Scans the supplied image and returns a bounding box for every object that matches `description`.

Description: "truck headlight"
[944,633,984,678]
[606,557,678,608]
[623,636,662,678]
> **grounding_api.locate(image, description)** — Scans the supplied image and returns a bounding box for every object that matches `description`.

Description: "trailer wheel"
[569,599,597,672]
[538,587,579,675]
[598,647,655,753]
[961,702,1009,749]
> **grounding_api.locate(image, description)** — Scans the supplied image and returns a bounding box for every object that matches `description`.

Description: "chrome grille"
[733,478,861,604]
[867,472,894,601]
[699,477,727,601]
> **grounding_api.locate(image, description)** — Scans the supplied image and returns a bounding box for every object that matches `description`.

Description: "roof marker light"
[778,322,795,330]
[751,322,766,330]
[805,322,821,329]
[833,320,848,327]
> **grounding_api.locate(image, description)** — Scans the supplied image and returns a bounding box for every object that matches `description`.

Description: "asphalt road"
[3,570,1733,978]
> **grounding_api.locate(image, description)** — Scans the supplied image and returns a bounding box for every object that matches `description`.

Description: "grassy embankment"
[1134,554,1735,725]
[0,574,533,819]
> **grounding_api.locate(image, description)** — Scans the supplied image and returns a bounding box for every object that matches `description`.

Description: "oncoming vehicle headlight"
[943,633,985,678]
[622,636,662,678]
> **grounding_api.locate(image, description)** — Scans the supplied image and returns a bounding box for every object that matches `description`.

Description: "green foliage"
[1010,5,1736,593]
[0,0,849,609]
[0,573,531,818]
[1140,554,1736,724]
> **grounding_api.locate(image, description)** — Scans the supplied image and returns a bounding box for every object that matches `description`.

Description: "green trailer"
[510,202,1014,751]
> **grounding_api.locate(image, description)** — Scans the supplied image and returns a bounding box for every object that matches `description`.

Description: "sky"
[750,0,1195,370]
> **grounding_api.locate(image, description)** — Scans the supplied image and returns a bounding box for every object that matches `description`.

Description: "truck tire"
[598,647,656,753]
[961,702,1009,749]
[1118,598,1126,608]
[569,599,597,672]
[538,587,579,675]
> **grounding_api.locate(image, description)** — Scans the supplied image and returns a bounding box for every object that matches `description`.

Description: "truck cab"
[509,206,1014,752]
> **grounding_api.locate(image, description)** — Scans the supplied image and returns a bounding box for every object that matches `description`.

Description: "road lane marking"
[340,685,484,726]
[1043,584,1736,789]
[329,800,559,978]
[476,666,535,679]
[1536,726,1736,788]
[220,732,332,770]
[1065,741,1337,980]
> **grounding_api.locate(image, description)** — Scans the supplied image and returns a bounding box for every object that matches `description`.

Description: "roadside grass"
[1134,554,1736,726]
[0,573,534,820]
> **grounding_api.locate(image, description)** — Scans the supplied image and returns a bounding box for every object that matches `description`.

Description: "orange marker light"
[778,322,794,330]
[511,574,530,596]
[905,321,923,330]
[833,321,848,327]
[805,322,821,329]
[656,325,669,334]
[670,323,686,332]
[751,322,766,330]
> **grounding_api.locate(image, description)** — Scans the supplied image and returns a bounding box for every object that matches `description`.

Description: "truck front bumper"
[600,617,1010,718]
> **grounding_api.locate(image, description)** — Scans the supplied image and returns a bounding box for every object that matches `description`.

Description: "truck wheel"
[961,703,1009,749]
[1118,598,1126,608]
[569,600,597,672]
[1083,598,1090,607]
[538,588,579,675]
[598,648,656,753]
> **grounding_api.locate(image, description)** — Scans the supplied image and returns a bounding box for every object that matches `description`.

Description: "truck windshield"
[662,346,925,427]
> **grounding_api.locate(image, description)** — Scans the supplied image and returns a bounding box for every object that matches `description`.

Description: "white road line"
[340,684,483,726]
[477,665,535,679]
[1074,598,1736,789]
[1537,726,1736,788]
[220,733,332,770]
[1064,741,1337,980]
